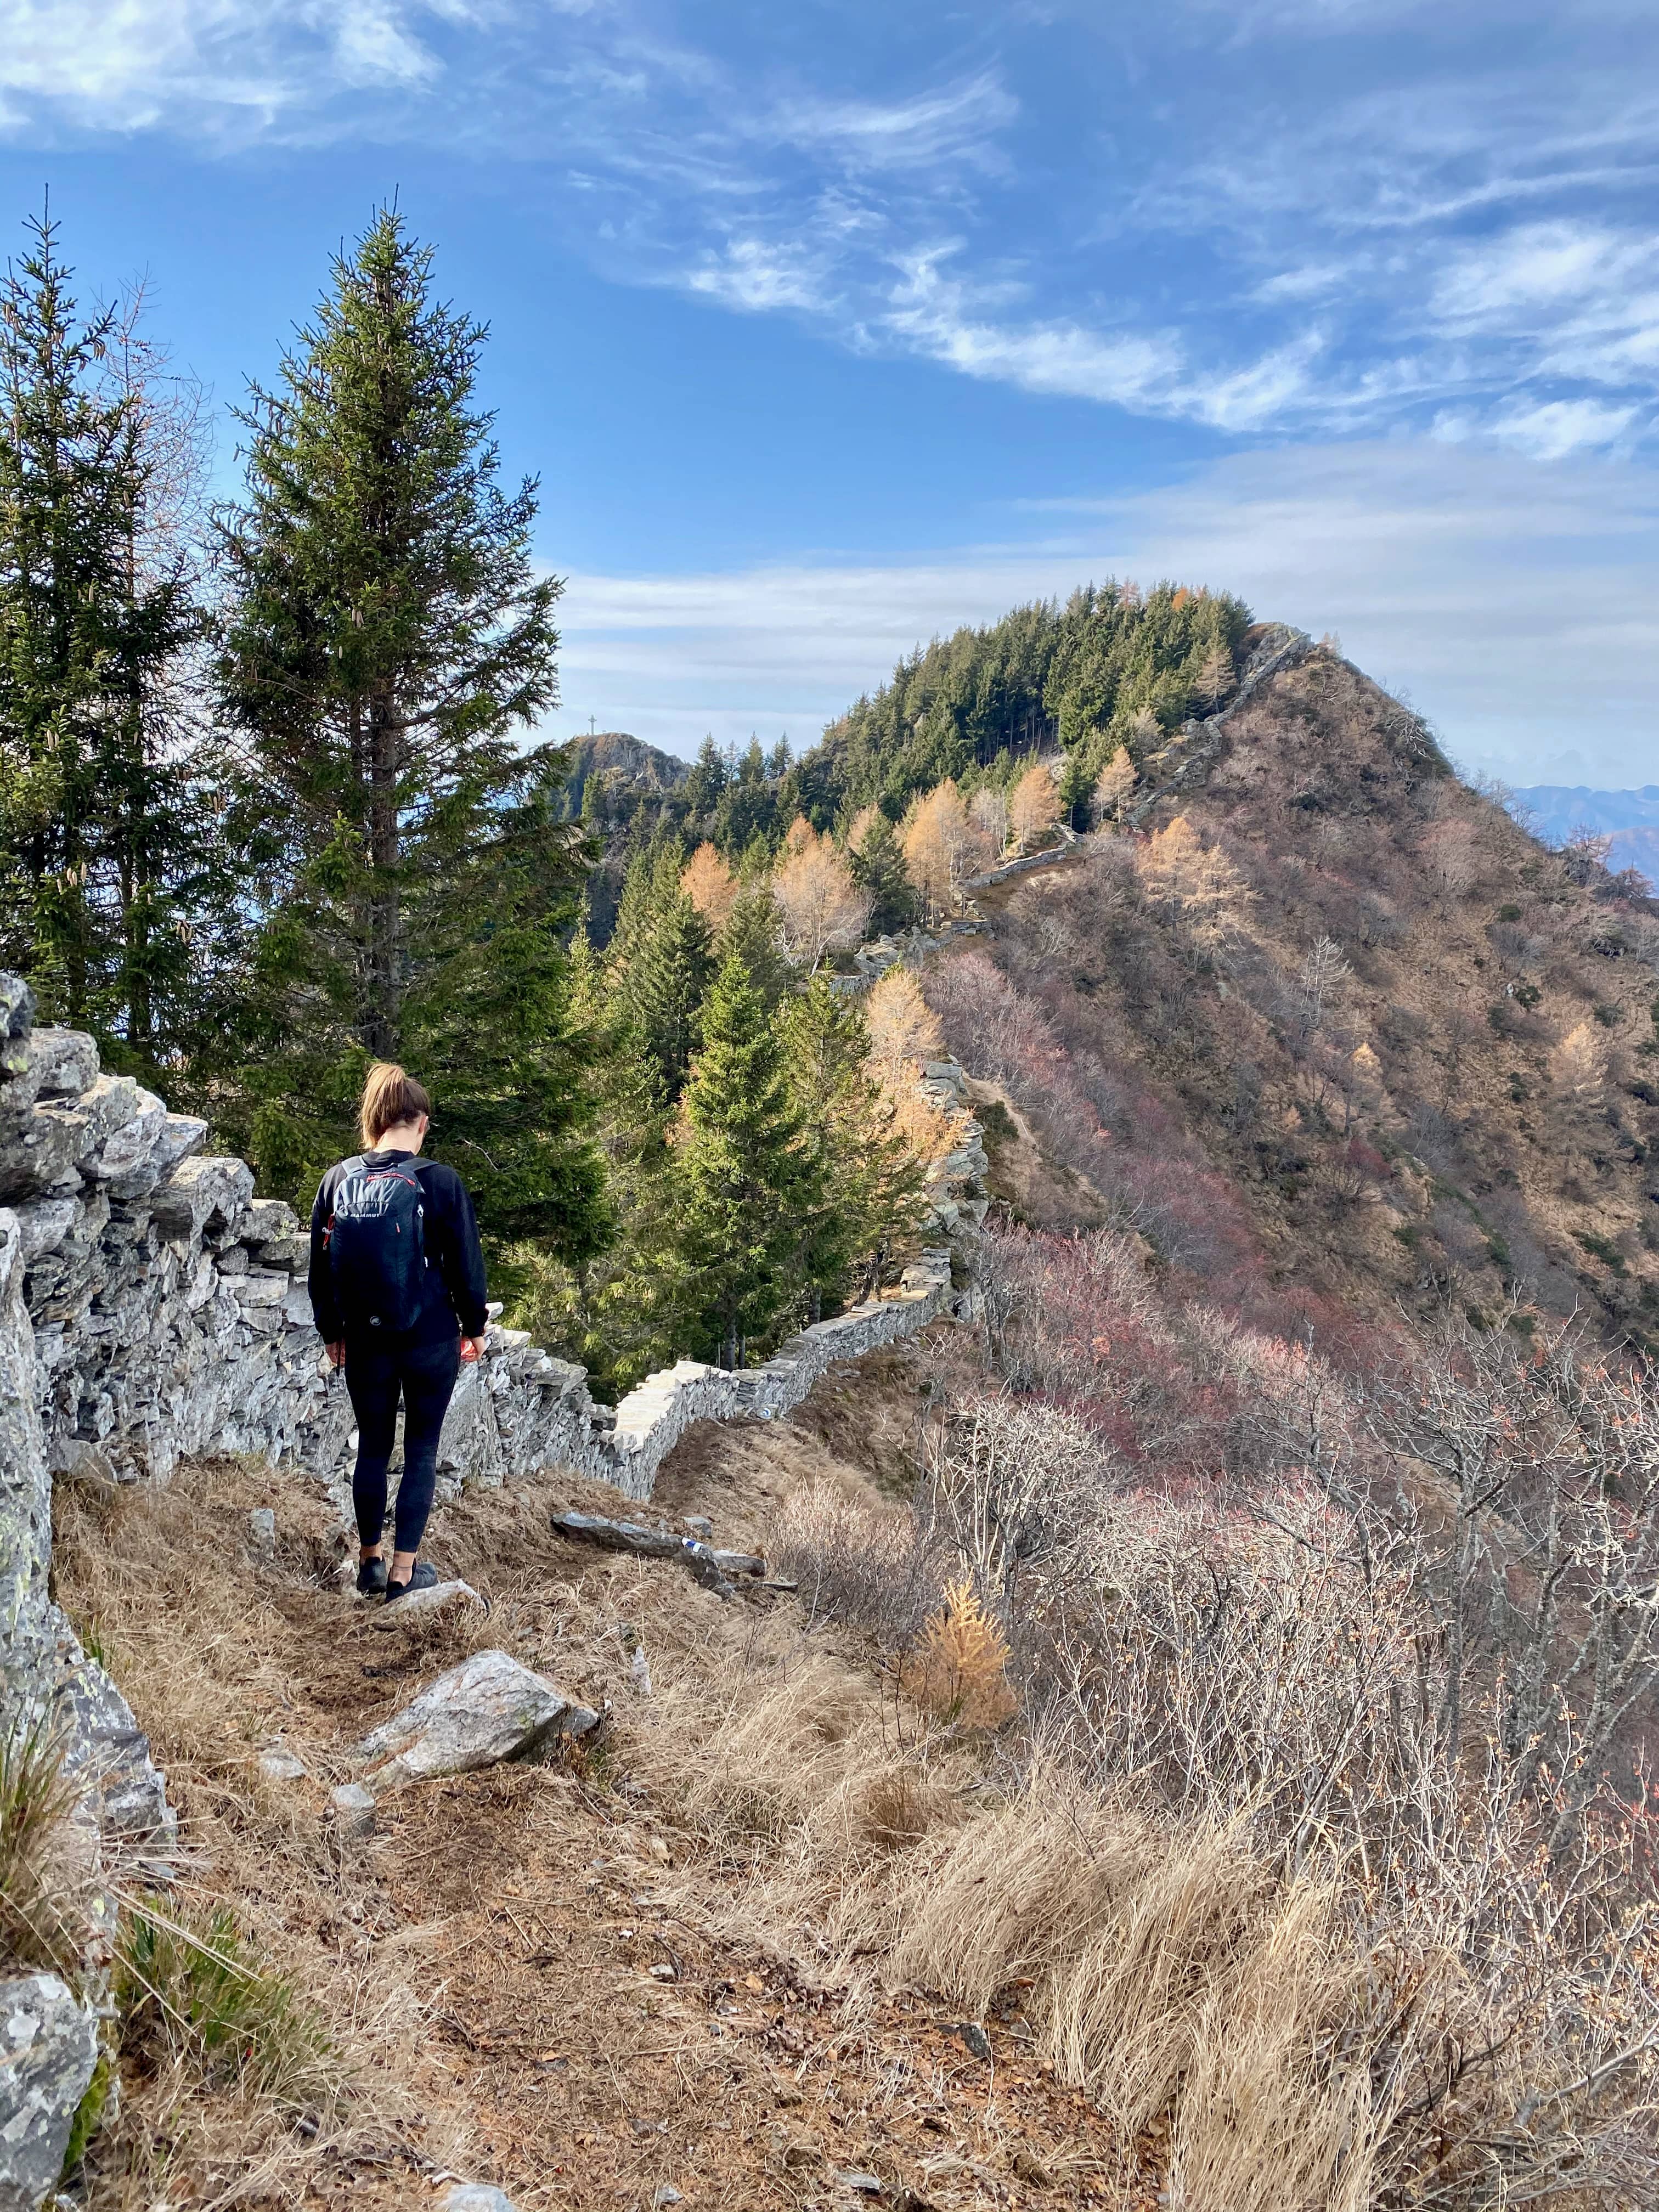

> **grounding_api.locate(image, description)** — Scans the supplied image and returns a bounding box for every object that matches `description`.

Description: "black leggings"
[344,1335,461,1556]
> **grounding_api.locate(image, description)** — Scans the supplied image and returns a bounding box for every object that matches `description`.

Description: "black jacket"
[308,1150,489,1347]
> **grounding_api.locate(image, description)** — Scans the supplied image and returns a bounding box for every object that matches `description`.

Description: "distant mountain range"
[1510,786,1659,892]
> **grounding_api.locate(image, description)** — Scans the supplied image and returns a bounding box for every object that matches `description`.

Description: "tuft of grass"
[0,1710,82,1979]
[59,2046,115,2179]
[857,1768,935,1852]
[116,1898,340,2111]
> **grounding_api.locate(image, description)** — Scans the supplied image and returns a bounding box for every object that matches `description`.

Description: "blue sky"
[3,1,1657,784]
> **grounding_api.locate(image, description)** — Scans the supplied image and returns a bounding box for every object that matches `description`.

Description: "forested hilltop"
[578,585,1252,933]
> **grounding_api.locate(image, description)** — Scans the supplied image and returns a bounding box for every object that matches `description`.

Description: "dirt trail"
[54,1338,1160,2212]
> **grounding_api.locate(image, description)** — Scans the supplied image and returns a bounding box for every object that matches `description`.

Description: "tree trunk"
[364,682,400,1057]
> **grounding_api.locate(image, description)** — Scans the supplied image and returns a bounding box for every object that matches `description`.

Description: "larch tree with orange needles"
[1135,814,1255,962]
[1092,745,1137,826]
[1007,762,1060,854]
[866,967,944,1085]
[901,780,974,922]
[680,842,739,932]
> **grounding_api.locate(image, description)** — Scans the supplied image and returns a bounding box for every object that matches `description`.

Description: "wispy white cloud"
[760,71,1015,178]
[4,0,1659,462]
[0,0,460,132]
[556,440,1659,787]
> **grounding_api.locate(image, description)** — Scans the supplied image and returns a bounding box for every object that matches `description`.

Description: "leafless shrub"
[902,1375,1659,2204]
[769,1479,944,1642]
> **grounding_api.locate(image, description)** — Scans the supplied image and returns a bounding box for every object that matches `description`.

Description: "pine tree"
[669,956,814,1367]
[214,208,601,1262]
[783,976,924,1318]
[717,887,793,1013]
[610,846,711,1101]
[0,212,209,1056]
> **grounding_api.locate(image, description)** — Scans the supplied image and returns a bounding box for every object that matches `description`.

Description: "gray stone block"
[0,1974,100,2212]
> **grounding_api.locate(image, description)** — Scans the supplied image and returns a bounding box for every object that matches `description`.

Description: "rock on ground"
[352,1650,598,1796]
[366,1578,479,1629]
[0,1974,99,2212]
[440,2185,520,2211]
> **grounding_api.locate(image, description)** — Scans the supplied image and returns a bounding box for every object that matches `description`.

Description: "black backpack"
[326,1156,431,1332]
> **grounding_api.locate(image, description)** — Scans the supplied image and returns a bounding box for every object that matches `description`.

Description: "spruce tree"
[504,912,678,1395]
[610,847,710,1101]
[848,812,918,934]
[784,977,924,1318]
[215,207,603,1266]
[669,956,814,1367]
[716,887,793,1013]
[0,213,209,1056]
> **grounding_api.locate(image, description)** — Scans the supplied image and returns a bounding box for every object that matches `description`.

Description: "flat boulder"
[353,1650,597,1796]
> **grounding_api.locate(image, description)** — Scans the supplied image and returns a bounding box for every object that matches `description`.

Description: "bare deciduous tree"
[1092,744,1137,826]
[770,816,872,969]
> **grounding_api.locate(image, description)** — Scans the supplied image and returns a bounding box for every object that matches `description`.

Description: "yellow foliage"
[866,968,943,1080]
[1135,814,1255,955]
[1007,761,1060,853]
[680,842,739,930]
[904,1578,1018,1729]
[771,817,872,967]
[1092,745,1137,825]
[900,780,973,917]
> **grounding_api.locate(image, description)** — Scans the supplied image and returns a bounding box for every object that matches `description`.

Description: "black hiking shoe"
[357,1555,389,1597]
[385,1560,439,1604]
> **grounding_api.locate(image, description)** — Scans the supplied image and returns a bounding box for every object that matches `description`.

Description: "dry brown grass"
[49,1459,468,2207]
[0,1709,89,1982]
[49,1428,1149,2212]
[627,1636,1387,2207]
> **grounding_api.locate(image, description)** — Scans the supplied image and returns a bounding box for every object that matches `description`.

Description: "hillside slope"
[926,642,1659,1351]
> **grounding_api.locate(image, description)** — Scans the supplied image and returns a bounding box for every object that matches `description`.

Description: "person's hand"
[326,1340,346,1370]
[460,1335,486,1364]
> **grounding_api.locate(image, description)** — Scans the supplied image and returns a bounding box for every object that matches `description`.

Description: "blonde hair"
[359,1062,432,1149]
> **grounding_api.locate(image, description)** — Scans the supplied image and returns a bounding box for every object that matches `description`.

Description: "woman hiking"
[309,1064,489,1602]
